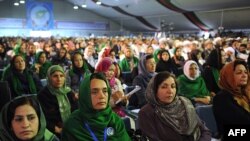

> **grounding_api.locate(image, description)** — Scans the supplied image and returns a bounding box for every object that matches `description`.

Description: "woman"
[51,47,70,69]
[66,51,91,96]
[172,46,185,68]
[31,51,52,79]
[37,65,78,137]
[95,57,128,117]
[131,54,156,109]
[156,49,179,76]
[139,71,211,141]
[0,95,59,141]
[62,73,131,141]
[203,48,226,95]
[213,59,250,137]
[177,60,211,106]
[2,55,42,98]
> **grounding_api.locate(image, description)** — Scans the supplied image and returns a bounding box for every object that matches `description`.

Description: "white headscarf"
[183,60,200,80]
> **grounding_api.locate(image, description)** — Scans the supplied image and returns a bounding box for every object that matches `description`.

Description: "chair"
[196,105,219,138]
[0,81,11,111]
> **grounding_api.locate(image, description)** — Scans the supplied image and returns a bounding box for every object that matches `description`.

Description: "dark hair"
[90,73,111,97]
[233,59,248,71]
[145,54,154,61]
[153,71,177,95]
[10,55,25,70]
[159,49,170,60]
[90,72,109,86]
[7,96,40,129]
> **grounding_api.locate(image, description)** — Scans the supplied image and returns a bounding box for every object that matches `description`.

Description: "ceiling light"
[19,0,25,4]
[14,2,19,6]
[82,4,87,8]
[73,5,79,9]
[96,0,101,5]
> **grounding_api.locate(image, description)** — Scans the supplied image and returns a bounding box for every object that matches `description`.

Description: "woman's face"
[39,53,46,64]
[161,52,169,61]
[59,49,66,58]
[157,76,176,104]
[221,50,226,64]
[50,71,65,88]
[175,48,182,57]
[73,54,83,68]
[14,56,26,72]
[105,64,115,80]
[11,104,39,141]
[189,63,198,79]
[234,64,248,87]
[146,58,156,73]
[20,44,26,53]
[90,78,108,110]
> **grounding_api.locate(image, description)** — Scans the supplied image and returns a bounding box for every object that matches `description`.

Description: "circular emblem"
[106,127,114,136]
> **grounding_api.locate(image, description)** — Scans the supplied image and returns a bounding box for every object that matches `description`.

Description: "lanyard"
[84,122,107,141]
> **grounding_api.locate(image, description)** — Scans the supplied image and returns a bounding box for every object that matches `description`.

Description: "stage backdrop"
[26,0,54,30]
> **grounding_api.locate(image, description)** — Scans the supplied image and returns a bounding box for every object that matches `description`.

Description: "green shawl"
[119,56,139,72]
[177,75,210,99]
[62,73,131,141]
[0,95,57,141]
[211,67,220,85]
[153,48,161,63]
[47,65,71,123]
[12,70,37,96]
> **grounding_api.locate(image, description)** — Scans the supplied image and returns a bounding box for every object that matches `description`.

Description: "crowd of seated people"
[0,35,250,140]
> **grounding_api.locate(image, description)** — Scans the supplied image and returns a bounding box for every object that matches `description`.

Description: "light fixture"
[82,4,87,8]
[19,0,25,4]
[82,0,87,8]
[14,2,19,6]
[73,5,79,9]
[96,0,101,5]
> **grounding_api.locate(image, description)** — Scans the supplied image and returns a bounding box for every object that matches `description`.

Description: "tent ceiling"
[66,0,250,32]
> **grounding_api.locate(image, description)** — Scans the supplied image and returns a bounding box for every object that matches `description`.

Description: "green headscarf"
[62,73,131,141]
[32,51,52,79]
[0,95,57,141]
[47,65,71,123]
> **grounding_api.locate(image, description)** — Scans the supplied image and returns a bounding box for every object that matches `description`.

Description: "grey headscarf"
[138,54,156,81]
[146,74,201,141]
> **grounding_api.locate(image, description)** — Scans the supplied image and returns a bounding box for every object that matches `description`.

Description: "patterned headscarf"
[95,57,116,87]
[145,72,201,140]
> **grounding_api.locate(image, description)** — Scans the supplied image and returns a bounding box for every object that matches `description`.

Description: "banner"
[26,1,54,30]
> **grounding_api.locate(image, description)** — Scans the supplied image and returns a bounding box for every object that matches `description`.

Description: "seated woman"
[2,55,43,98]
[31,51,52,79]
[213,59,250,138]
[156,49,179,77]
[95,57,128,117]
[131,54,156,109]
[51,47,71,69]
[62,73,131,141]
[66,51,91,98]
[203,48,226,95]
[37,65,78,137]
[0,95,59,141]
[177,60,211,106]
[139,71,211,141]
